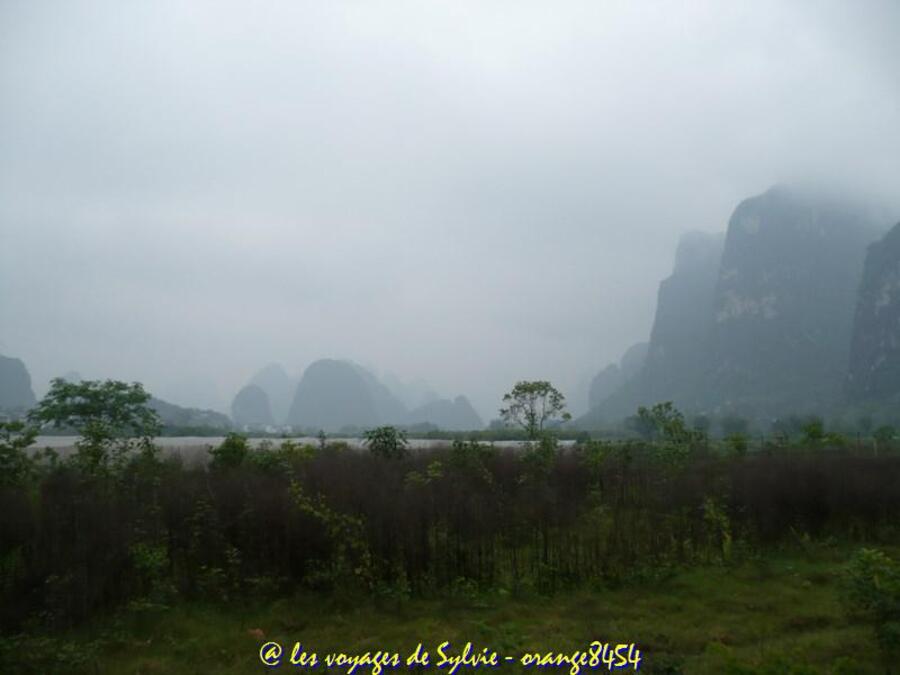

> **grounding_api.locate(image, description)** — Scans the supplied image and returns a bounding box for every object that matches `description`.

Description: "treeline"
[2,429,900,633]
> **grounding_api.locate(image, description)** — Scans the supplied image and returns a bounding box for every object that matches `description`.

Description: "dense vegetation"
[2,382,900,672]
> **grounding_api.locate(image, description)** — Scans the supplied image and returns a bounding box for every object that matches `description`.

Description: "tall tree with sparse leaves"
[499,380,571,440]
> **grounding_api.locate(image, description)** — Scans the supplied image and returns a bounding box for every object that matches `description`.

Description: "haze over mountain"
[406,396,483,432]
[279,358,483,432]
[381,373,440,411]
[582,186,889,427]
[286,359,386,432]
[231,384,275,429]
[587,342,648,413]
[703,188,883,416]
[846,222,900,404]
[2,2,899,418]
[148,397,232,431]
[0,355,36,413]
[248,364,296,426]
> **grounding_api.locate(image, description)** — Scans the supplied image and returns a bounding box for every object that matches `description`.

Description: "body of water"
[32,436,575,462]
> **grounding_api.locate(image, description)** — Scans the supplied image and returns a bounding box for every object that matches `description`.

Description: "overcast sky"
[2,0,899,419]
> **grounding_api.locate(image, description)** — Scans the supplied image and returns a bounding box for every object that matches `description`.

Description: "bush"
[725,432,748,456]
[843,548,900,662]
[0,421,37,486]
[208,432,249,469]
[363,426,409,460]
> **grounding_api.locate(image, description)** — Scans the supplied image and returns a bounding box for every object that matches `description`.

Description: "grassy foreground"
[4,544,888,674]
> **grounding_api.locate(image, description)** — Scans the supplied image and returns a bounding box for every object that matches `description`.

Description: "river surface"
[33,436,575,463]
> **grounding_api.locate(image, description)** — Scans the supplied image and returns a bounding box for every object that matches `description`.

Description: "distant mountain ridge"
[149,397,232,430]
[406,395,483,431]
[279,358,483,432]
[286,359,383,431]
[382,372,440,410]
[249,364,296,425]
[231,384,275,428]
[0,354,36,414]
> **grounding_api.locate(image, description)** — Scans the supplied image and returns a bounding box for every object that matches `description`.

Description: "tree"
[725,432,748,456]
[801,416,825,446]
[29,378,161,473]
[626,411,657,440]
[363,425,409,460]
[631,402,695,443]
[0,420,38,486]
[499,381,571,440]
[208,432,249,470]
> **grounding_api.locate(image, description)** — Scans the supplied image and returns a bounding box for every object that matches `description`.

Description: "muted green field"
[5,545,888,675]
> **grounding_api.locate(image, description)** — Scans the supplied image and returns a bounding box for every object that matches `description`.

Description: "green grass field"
[5,544,889,674]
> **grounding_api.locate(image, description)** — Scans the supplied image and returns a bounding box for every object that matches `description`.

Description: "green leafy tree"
[633,402,698,444]
[801,416,825,446]
[823,430,848,448]
[625,411,657,440]
[725,432,748,456]
[363,425,409,460]
[628,403,705,467]
[499,380,571,440]
[208,432,249,470]
[29,378,160,474]
[0,420,38,486]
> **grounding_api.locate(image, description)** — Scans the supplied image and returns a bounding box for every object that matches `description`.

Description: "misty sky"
[2,1,899,419]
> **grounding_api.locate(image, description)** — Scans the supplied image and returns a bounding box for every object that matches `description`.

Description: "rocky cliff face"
[406,395,483,431]
[579,186,886,429]
[287,359,382,432]
[352,365,408,425]
[0,355,36,413]
[581,230,723,424]
[642,231,724,407]
[231,384,275,428]
[586,342,649,412]
[619,342,649,381]
[705,187,882,415]
[846,222,900,401]
[587,364,623,412]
